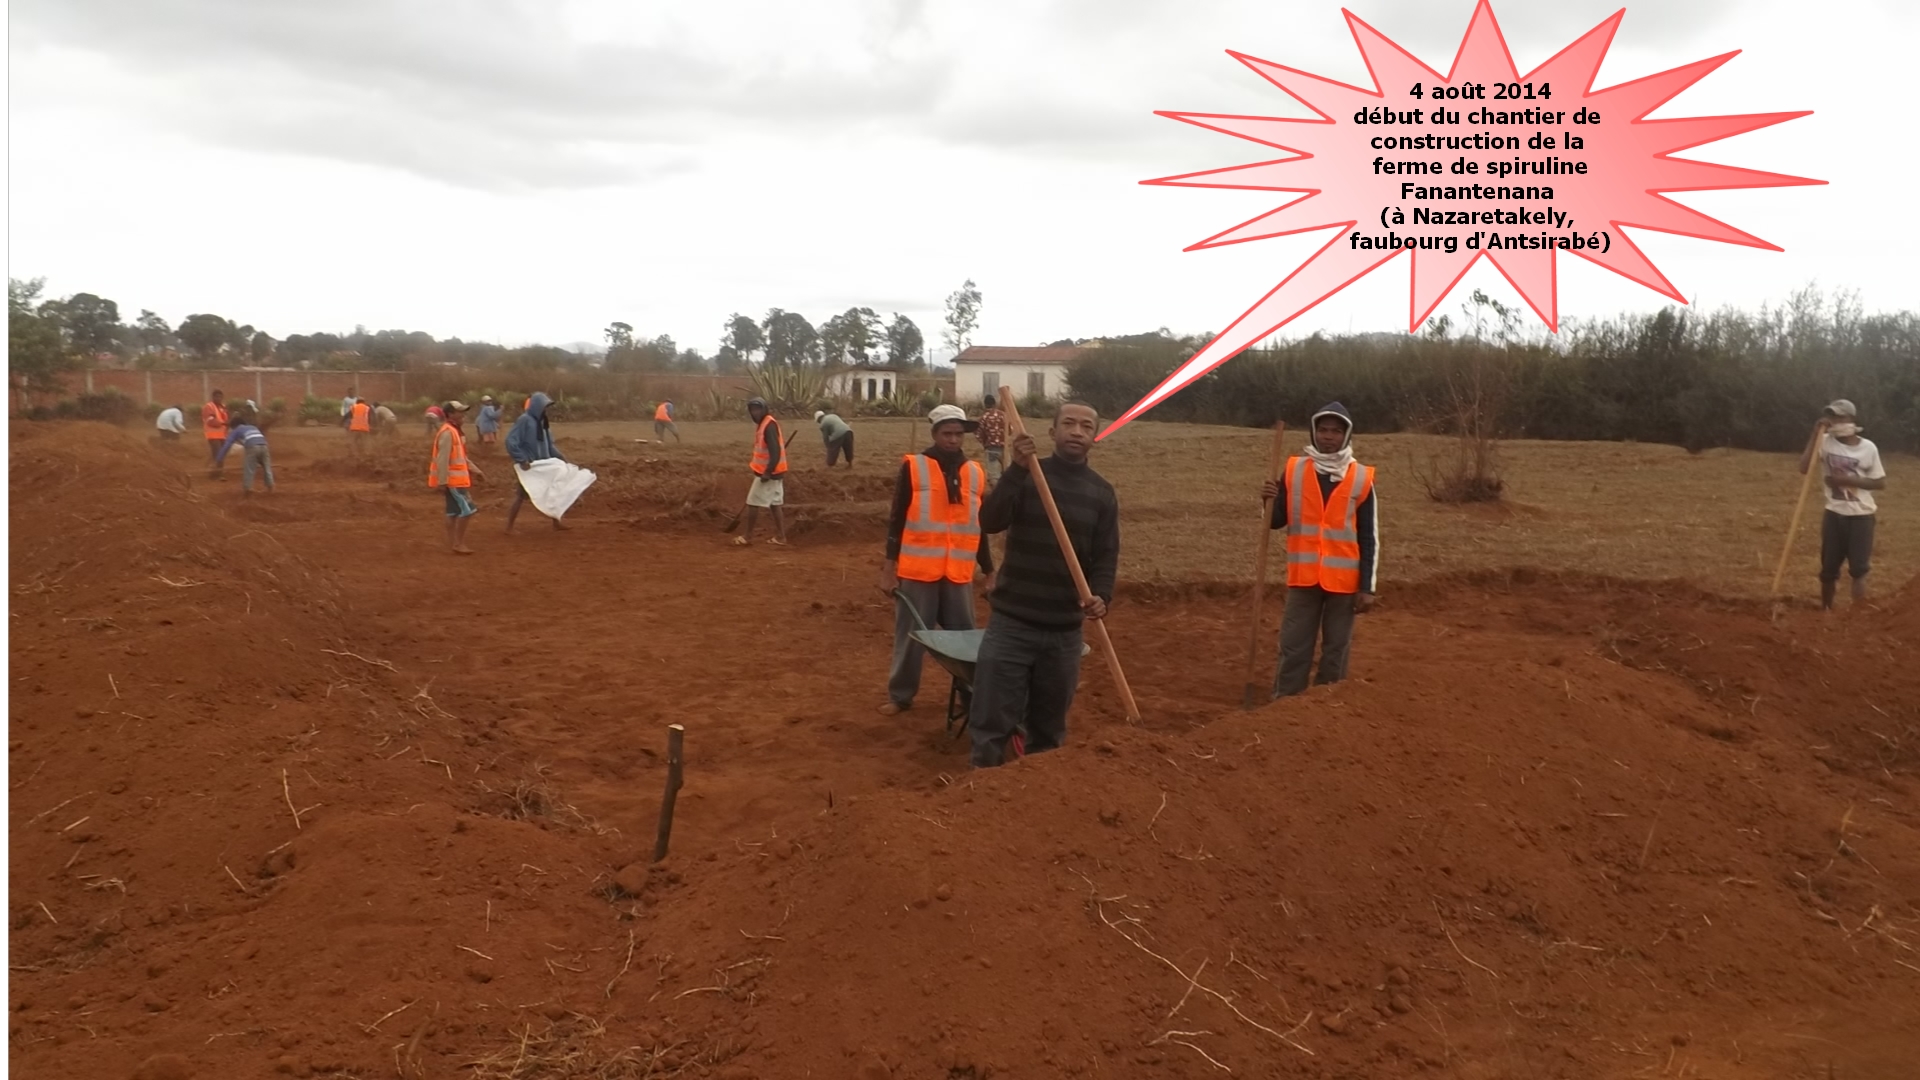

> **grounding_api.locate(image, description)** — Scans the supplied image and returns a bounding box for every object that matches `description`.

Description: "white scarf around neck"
[1306,444,1354,478]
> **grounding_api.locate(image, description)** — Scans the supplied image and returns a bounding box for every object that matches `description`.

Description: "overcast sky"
[9,0,1913,358]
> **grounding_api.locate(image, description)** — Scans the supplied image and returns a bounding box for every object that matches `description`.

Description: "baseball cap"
[928,404,979,432]
[1822,399,1857,419]
[446,400,469,412]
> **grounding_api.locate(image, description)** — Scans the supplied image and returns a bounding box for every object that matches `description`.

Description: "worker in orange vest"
[428,400,487,555]
[878,404,994,715]
[347,397,373,457]
[734,397,789,546]
[202,389,229,471]
[652,399,681,444]
[1260,402,1379,698]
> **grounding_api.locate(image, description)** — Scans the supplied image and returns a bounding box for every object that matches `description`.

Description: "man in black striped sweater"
[968,401,1120,768]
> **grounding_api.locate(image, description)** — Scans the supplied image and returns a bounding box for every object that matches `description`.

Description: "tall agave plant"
[747,363,830,412]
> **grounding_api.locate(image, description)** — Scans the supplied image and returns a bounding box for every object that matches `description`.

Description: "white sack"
[515,459,597,518]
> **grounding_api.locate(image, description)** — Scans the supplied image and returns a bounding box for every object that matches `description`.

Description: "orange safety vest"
[203,402,228,440]
[349,402,371,433]
[428,424,472,489]
[897,454,985,584]
[750,415,787,476]
[1283,456,1374,594]
[654,402,673,423]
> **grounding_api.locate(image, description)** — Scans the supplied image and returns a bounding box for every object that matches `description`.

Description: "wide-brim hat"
[928,403,978,432]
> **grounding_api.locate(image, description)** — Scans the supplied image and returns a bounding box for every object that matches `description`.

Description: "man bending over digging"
[968,400,1118,768]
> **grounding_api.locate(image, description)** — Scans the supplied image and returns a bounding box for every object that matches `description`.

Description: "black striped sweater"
[979,456,1120,630]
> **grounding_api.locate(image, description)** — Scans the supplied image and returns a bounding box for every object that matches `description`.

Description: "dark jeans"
[1819,511,1875,581]
[889,578,975,707]
[826,432,854,467]
[969,613,1083,768]
[1273,585,1356,698]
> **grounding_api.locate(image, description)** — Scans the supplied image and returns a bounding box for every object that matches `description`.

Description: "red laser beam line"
[1101,1,1824,438]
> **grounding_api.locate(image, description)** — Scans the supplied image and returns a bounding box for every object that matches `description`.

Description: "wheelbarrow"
[892,589,1091,756]
[891,588,986,742]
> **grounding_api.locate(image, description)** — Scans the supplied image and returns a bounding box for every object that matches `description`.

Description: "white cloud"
[8,0,1912,356]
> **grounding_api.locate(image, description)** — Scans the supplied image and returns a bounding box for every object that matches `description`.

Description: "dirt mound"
[10,423,1918,1079]
[1883,571,1920,644]
[8,425,635,1078]
[622,574,1917,1079]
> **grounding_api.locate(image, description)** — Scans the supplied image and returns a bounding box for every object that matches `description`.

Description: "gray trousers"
[1273,585,1355,698]
[969,613,1083,768]
[984,446,1003,484]
[241,445,274,492]
[889,578,976,707]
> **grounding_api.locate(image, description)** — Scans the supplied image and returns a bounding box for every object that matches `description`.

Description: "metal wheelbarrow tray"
[894,590,986,738]
[893,590,1089,747]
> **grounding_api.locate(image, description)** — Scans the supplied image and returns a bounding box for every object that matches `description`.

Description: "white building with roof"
[826,365,901,402]
[952,345,1084,404]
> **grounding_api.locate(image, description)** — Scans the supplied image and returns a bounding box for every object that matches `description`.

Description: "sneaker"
[877,702,908,716]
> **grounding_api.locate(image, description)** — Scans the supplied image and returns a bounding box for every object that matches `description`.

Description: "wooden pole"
[1241,421,1288,708]
[651,724,685,861]
[998,387,1141,721]
[1770,420,1827,597]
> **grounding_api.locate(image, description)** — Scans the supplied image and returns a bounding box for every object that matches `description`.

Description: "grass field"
[363,415,1916,600]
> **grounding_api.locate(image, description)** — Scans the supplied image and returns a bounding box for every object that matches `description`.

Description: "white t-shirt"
[1819,435,1885,516]
[155,407,186,433]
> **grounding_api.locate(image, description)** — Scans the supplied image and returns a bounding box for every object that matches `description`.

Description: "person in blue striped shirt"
[214,415,276,495]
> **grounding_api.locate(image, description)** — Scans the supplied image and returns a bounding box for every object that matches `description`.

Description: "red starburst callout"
[1100,0,1823,438]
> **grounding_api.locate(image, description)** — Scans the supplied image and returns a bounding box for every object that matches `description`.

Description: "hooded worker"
[505,392,571,532]
[1259,402,1379,698]
[877,404,994,716]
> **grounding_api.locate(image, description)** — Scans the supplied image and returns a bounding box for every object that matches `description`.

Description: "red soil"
[9,423,1918,1079]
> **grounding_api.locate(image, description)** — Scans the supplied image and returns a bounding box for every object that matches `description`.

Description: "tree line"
[8,276,987,392]
[1065,289,1918,454]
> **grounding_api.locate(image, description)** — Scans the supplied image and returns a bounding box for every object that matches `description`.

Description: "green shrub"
[299,394,337,423]
[70,388,139,425]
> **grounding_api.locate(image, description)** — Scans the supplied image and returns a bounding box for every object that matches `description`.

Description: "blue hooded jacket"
[506,392,562,465]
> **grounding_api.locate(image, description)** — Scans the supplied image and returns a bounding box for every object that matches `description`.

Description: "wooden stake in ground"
[1770,419,1828,597]
[651,724,685,862]
[1241,421,1288,709]
[998,387,1141,722]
